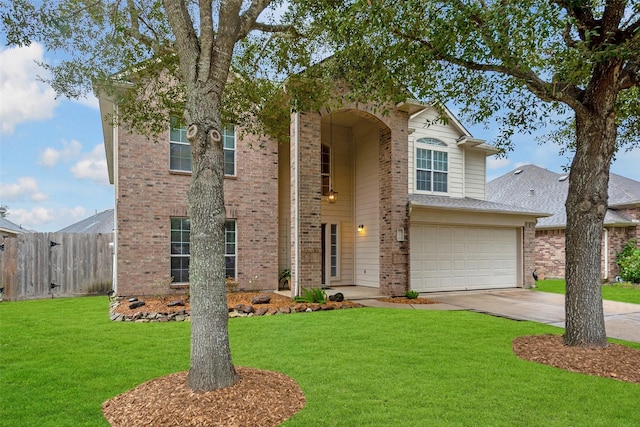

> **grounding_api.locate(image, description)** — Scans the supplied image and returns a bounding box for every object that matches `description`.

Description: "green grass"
[1,297,639,426]
[535,279,640,304]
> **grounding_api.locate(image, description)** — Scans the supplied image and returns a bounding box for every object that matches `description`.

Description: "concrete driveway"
[349,287,640,343]
[426,289,640,343]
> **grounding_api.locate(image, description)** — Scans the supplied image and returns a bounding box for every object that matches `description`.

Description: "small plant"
[616,239,640,284]
[225,277,239,293]
[405,290,420,299]
[294,287,327,304]
[279,268,291,290]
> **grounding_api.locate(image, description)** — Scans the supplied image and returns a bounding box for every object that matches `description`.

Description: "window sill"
[170,283,190,290]
[169,170,237,179]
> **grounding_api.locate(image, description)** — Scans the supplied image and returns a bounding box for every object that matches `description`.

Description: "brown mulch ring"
[378,296,439,305]
[513,334,640,384]
[102,367,305,427]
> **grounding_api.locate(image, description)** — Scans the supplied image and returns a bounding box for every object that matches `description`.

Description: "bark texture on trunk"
[186,113,239,391]
[563,62,621,348]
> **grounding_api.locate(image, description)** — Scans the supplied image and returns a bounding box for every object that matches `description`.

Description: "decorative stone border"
[109,298,364,322]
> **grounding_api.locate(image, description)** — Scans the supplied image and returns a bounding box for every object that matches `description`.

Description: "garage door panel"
[411,224,518,292]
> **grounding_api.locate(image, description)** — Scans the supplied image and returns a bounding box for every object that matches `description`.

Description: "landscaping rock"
[128,297,138,302]
[254,307,268,316]
[129,301,146,309]
[251,295,271,305]
[278,307,291,314]
[235,304,255,314]
[167,300,185,307]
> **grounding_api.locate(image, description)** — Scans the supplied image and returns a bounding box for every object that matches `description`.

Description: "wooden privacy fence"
[1,232,113,301]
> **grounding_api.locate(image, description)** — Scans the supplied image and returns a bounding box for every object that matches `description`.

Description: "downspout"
[603,227,609,280]
[293,111,301,297]
[112,103,119,294]
[462,149,466,198]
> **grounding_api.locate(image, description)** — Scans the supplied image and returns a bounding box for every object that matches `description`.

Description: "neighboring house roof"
[0,217,33,236]
[409,194,549,217]
[486,164,640,229]
[57,209,114,233]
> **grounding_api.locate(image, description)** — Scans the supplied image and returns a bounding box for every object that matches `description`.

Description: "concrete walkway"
[329,287,640,343]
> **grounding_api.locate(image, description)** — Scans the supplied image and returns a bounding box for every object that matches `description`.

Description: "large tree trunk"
[185,88,239,391]
[563,74,619,348]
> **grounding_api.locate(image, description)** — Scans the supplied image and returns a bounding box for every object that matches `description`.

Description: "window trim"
[415,138,449,194]
[168,118,236,176]
[225,219,237,280]
[321,143,331,197]
[170,217,191,283]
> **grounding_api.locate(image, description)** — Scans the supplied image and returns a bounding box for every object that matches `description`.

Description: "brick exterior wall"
[378,124,410,296]
[535,229,566,279]
[114,124,278,296]
[523,222,536,288]
[535,216,639,281]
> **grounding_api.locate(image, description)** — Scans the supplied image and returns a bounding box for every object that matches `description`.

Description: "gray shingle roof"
[486,164,640,228]
[57,209,114,233]
[0,217,33,234]
[409,194,548,216]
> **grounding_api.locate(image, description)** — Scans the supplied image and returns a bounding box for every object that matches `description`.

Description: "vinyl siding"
[408,106,465,197]
[354,127,380,287]
[464,149,487,199]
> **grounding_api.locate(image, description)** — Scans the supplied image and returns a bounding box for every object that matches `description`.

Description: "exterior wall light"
[357,224,364,232]
[328,189,338,204]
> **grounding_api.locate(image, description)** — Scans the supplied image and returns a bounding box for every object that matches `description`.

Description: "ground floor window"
[225,220,237,279]
[170,217,190,283]
[170,217,237,283]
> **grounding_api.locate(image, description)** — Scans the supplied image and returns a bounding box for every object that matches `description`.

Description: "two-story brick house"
[100,93,544,297]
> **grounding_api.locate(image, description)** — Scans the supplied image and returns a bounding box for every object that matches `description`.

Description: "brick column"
[379,119,410,296]
[290,111,322,295]
[523,221,536,288]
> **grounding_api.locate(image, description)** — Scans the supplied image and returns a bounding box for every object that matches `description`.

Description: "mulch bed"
[102,367,305,427]
[513,334,640,384]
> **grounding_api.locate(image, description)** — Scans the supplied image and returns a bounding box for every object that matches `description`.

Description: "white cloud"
[487,157,511,170]
[70,144,109,184]
[73,94,100,110]
[0,43,59,135]
[0,177,48,202]
[8,206,87,230]
[39,140,83,167]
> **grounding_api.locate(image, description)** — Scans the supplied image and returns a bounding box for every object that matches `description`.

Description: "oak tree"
[1,0,312,391]
[311,0,639,347]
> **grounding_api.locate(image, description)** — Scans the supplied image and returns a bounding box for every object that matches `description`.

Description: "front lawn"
[1,297,639,426]
[535,279,640,304]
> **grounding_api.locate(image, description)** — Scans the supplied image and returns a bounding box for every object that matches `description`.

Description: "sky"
[1,42,639,232]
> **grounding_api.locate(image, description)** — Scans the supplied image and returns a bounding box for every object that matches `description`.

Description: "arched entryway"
[286,104,411,297]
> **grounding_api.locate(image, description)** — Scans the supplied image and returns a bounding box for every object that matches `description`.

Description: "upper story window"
[169,117,236,176]
[321,144,331,196]
[169,117,192,172]
[222,126,236,176]
[416,138,448,193]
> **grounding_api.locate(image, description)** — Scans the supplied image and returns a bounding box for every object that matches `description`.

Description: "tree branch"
[391,27,586,112]
[163,0,201,84]
[198,0,215,82]
[237,0,272,41]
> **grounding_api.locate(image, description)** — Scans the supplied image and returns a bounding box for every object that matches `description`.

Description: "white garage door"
[410,225,518,292]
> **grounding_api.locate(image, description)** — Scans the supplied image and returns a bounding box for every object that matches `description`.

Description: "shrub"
[405,290,420,299]
[294,287,327,304]
[616,240,640,284]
